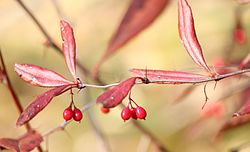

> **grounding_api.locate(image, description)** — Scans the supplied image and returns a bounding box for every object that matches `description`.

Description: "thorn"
[202,83,209,109]
[213,81,218,90]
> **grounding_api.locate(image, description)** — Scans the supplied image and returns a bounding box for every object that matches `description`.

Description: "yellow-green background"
[0,0,250,152]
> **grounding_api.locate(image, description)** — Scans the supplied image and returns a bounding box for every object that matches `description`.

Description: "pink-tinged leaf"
[92,0,169,77]
[130,68,210,84]
[0,131,42,152]
[96,77,137,108]
[18,130,42,152]
[60,20,77,80]
[240,53,250,69]
[15,64,73,87]
[178,0,213,75]
[16,85,71,126]
[0,138,19,152]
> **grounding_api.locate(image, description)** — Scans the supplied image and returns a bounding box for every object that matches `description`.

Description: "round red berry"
[63,107,73,121]
[130,108,137,119]
[121,107,131,121]
[135,106,147,120]
[73,108,83,122]
[101,107,110,114]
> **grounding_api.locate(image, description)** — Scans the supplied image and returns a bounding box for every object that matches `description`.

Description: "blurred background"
[0,0,250,151]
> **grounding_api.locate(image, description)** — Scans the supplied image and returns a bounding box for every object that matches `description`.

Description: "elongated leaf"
[130,68,209,84]
[16,85,71,126]
[18,130,42,152]
[178,0,212,75]
[96,77,137,108]
[0,138,19,152]
[60,20,77,80]
[92,0,169,77]
[15,64,73,87]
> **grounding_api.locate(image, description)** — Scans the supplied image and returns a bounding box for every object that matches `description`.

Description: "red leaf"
[0,131,43,152]
[15,64,73,87]
[16,85,71,126]
[92,0,169,77]
[18,130,42,152]
[60,20,77,80]
[178,0,213,75]
[96,77,137,108]
[130,68,209,84]
[0,138,19,152]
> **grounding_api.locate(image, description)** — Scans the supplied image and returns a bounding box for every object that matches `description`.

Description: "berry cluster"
[63,91,83,122]
[63,105,83,122]
[121,98,147,121]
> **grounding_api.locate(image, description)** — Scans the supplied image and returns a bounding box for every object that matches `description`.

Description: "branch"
[0,50,43,152]
[84,89,111,152]
[119,103,169,152]
[0,50,30,130]
[142,69,250,84]
[43,102,94,137]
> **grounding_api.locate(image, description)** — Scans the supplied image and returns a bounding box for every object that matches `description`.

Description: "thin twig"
[83,82,119,89]
[120,103,169,152]
[139,69,250,84]
[0,50,30,130]
[0,50,43,152]
[50,0,65,19]
[83,69,250,89]
[87,110,111,152]
[43,101,95,137]
[85,88,111,152]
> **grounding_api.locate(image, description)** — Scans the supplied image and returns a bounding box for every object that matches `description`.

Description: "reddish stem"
[0,51,30,130]
[0,50,43,152]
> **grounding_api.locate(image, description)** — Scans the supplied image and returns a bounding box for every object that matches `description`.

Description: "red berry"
[130,108,137,119]
[63,107,73,121]
[73,108,83,122]
[121,107,131,121]
[135,106,147,120]
[101,107,110,114]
